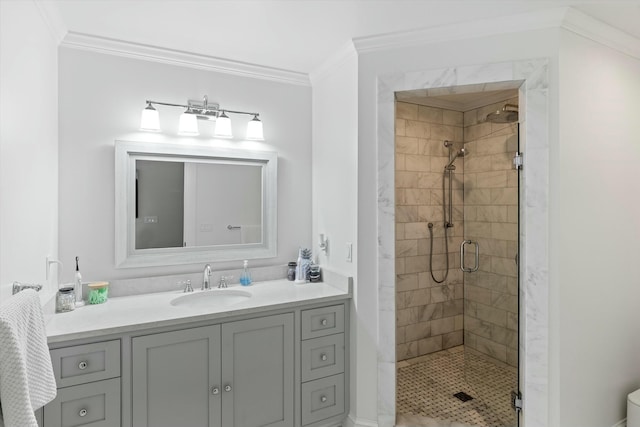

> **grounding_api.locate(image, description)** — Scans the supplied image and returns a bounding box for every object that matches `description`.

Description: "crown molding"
[309,41,358,85]
[32,0,67,44]
[352,7,569,54]
[352,6,640,61]
[561,7,640,60]
[61,31,311,87]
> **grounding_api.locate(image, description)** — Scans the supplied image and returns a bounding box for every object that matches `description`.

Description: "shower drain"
[453,391,474,402]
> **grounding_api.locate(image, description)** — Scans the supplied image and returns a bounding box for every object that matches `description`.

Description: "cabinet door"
[132,325,221,427]
[221,313,294,427]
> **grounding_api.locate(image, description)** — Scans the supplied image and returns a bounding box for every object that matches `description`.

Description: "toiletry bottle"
[295,248,306,284]
[240,260,252,286]
[74,256,84,306]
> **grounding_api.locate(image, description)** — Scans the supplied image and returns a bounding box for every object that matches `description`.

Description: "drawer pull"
[320,395,327,403]
[79,408,88,417]
[211,386,220,395]
[78,361,88,370]
[320,319,328,326]
[224,385,232,392]
[320,353,328,361]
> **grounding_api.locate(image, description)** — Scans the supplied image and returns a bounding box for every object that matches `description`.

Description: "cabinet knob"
[78,361,88,370]
[224,385,232,392]
[320,318,328,326]
[211,387,220,395]
[79,408,88,417]
[320,353,328,361]
[320,395,327,403]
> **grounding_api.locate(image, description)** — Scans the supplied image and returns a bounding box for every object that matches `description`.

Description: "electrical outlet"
[346,242,353,263]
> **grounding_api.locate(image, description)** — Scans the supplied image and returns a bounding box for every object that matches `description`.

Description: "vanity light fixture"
[139,102,161,132]
[178,108,199,136]
[246,115,264,141]
[139,95,264,140]
[213,111,233,138]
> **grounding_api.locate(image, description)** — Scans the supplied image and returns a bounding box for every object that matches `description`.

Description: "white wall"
[58,48,311,283]
[0,1,59,302]
[311,46,360,418]
[556,30,640,427]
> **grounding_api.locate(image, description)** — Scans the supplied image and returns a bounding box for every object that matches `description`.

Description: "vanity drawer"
[43,377,120,427]
[301,333,345,382]
[301,305,344,340]
[301,373,345,425]
[50,340,120,388]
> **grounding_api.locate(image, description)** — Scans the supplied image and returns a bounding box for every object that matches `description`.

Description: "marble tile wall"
[395,102,465,361]
[463,96,519,367]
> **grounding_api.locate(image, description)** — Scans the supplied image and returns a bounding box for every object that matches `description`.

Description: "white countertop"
[46,279,351,344]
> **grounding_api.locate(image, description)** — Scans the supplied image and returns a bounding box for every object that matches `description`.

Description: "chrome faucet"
[12,281,43,295]
[202,264,212,290]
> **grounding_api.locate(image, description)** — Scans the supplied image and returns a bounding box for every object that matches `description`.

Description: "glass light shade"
[214,112,233,138]
[140,105,160,132]
[246,115,264,140]
[178,111,199,136]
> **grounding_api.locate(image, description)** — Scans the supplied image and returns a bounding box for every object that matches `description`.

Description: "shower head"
[445,148,466,170]
[485,103,519,123]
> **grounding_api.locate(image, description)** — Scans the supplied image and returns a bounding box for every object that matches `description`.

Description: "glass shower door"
[462,121,520,427]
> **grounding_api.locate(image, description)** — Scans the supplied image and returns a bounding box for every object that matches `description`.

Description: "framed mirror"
[115,140,277,268]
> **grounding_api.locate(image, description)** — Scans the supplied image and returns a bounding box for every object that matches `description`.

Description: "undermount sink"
[170,289,252,308]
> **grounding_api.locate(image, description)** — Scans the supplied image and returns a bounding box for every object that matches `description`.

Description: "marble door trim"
[376,58,549,427]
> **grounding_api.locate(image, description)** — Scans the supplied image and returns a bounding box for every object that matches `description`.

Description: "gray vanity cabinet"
[132,313,294,427]
[221,314,294,427]
[132,325,221,427]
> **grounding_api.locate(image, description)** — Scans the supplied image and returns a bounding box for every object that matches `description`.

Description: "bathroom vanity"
[40,279,350,427]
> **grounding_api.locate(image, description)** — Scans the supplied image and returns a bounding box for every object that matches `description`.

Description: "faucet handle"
[218,275,234,289]
[181,280,194,293]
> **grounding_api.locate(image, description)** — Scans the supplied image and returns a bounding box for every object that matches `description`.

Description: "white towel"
[0,289,56,427]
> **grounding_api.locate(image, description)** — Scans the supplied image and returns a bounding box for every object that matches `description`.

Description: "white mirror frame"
[115,140,277,268]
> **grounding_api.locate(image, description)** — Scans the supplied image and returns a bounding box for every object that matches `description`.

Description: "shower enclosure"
[395,89,520,427]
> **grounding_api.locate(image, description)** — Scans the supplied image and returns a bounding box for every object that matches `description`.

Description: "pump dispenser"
[240,260,252,286]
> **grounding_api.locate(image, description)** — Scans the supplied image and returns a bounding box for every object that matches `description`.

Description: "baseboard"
[612,418,627,427]
[343,413,379,427]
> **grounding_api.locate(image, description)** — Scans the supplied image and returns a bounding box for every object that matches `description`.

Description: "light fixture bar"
[145,100,258,118]
[140,95,264,140]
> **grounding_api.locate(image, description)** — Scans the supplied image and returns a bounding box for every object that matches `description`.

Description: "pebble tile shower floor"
[396,346,517,427]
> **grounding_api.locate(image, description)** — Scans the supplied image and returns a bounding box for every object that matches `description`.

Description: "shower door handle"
[460,240,479,273]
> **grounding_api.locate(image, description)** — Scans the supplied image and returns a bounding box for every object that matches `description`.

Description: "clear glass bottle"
[287,262,297,281]
[56,287,75,313]
[240,260,252,286]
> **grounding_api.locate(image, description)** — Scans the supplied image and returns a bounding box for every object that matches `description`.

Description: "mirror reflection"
[135,160,262,250]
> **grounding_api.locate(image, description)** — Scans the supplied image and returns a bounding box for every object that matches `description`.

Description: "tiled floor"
[396,346,517,427]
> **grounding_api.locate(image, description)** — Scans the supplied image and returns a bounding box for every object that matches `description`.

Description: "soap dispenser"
[240,260,252,286]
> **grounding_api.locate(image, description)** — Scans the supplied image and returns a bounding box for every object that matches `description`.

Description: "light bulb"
[140,103,160,132]
[178,110,199,136]
[214,111,233,138]
[246,115,264,140]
